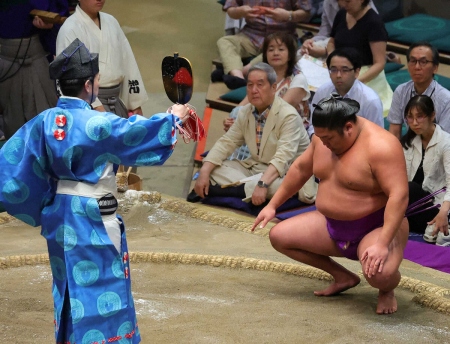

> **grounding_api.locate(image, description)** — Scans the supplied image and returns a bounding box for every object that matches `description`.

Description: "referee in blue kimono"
[0,38,189,343]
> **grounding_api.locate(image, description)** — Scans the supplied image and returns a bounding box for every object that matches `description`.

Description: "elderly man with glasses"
[387,41,450,139]
[307,47,383,137]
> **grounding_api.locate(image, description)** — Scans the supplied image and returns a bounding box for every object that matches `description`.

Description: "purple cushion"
[201,196,306,217]
[404,240,450,274]
[275,205,317,220]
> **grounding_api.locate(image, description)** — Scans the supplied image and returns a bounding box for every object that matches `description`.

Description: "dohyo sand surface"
[0,191,449,344]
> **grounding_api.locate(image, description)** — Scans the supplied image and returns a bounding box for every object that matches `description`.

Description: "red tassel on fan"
[167,103,205,143]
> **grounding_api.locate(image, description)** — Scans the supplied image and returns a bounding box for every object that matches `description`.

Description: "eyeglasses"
[407,58,434,67]
[405,114,427,123]
[329,67,354,75]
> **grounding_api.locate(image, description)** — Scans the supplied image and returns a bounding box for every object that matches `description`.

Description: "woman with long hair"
[401,95,450,246]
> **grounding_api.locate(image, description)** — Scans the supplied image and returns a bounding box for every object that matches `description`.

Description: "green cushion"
[310,17,321,25]
[217,0,226,5]
[429,36,450,54]
[434,74,450,91]
[383,118,408,136]
[220,86,247,103]
[385,69,411,91]
[383,117,389,130]
[384,62,404,74]
[385,14,450,45]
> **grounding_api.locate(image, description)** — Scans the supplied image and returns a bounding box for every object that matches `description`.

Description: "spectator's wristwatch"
[257,180,270,188]
[288,11,293,22]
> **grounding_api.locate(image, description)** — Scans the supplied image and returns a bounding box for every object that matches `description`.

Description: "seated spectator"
[308,48,383,137]
[388,41,450,139]
[216,0,312,89]
[300,0,377,59]
[224,32,311,161]
[191,63,317,205]
[401,95,450,247]
[326,0,392,116]
[218,0,245,35]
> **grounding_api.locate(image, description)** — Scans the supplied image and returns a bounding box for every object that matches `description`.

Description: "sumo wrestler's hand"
[251,204,275,232]
[361,242,389,278]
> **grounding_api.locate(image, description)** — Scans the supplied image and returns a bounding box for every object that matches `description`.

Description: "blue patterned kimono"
[0,97,179,343]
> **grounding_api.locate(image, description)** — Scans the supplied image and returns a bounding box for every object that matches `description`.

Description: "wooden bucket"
[117,166,142,192]
[127,172,142,191]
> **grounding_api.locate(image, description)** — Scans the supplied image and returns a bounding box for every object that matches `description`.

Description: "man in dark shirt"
[0,0,68,138]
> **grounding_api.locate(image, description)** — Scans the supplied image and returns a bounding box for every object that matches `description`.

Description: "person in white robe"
[56,0,148,118]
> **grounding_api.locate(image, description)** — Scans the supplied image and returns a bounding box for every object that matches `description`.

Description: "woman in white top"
[401,95,450,246]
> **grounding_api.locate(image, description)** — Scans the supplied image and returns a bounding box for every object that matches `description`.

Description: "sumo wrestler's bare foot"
[314,272,361,296]
[376,290,397,314]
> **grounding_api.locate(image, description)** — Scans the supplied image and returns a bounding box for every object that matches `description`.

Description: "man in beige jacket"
[193,62,316,206]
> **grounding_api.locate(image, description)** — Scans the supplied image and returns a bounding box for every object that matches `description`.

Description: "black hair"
[400,95,435,149]
[362,0,370,6]
[406,41,439,66]
[59,76,94,98]
[326,47,362,70]
[312,93,360,135]
[262,32,297,78]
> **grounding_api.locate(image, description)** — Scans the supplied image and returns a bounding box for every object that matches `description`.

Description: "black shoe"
[211,68,224,82]
[223,74,247,90]
[187,189,201,203]
[242,56,255,66]
[299,30,314,44]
